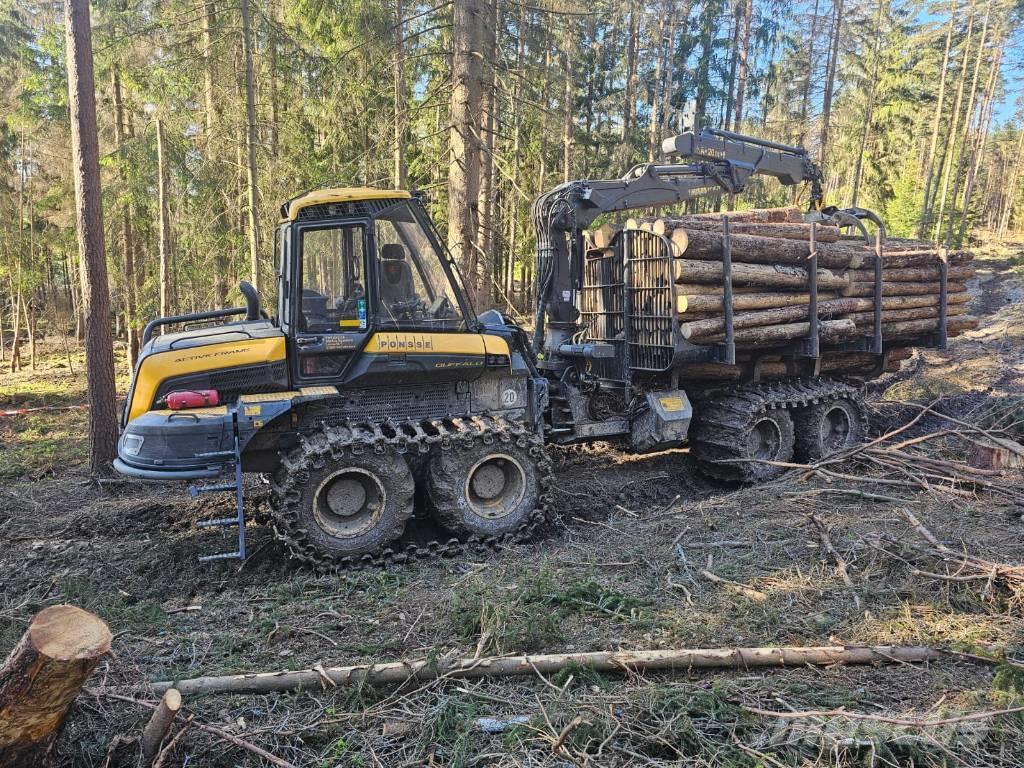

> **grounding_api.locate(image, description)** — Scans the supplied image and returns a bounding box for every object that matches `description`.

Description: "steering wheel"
[389,297,426,321]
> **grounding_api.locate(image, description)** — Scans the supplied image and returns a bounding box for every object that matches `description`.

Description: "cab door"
[289,220,373,383]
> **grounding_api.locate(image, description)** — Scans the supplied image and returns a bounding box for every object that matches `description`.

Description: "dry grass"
[2,261,1024,766]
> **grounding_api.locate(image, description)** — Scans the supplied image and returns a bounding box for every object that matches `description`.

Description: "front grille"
[294,198,399,222]
[322,386,470,423]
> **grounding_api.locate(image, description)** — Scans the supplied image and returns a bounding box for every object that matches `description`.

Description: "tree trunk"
[919,0,955,232]
[798,0,821,147]
[620,0,639,142]
[818,0,844,165]
[678,289,970,315]
[65,0,118,473]
[997,128,1024,238]
[240,0,260,292]
[672,228,853,270]
[956,36,1001,246]
[647,221,841,242]
[447,0,484,301]
[845,264,975,282]
[690,318,858,346]
[850,0,888,207]
[156,118,172,319]
[392,0,407,188]
[8,286,20,373]
[561,33,574,183]
[476,0,497,303]
[843,280,966,297]
[673,258,849,290]
[648,11,667,161]
[140,689,182,762]
[153,645,943,697]
[111,67,139,371]
[0,605,111,766]
[933,3,978,241]
[733,0,752,130]
[942,0,990,246]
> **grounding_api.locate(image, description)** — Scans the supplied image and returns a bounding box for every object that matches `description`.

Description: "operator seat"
[379,243,416,304]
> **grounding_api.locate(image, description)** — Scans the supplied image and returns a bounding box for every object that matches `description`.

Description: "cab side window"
[300,225,367,333]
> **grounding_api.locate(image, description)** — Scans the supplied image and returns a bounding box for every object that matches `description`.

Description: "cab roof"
[280,187,412,222]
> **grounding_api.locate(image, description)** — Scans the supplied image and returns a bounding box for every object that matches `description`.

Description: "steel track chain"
[689,377,868,481]
[269,414,554,570]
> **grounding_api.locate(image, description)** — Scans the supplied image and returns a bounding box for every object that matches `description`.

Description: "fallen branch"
[141,688,181,764]
[810,515,861,609]
[89,691,296,768]
[743,703,1024,728]
[786,488,915,504]
[141,646,943,697]
[700,569,769,603]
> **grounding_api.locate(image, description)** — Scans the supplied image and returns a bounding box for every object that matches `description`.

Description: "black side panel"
[155,360,290,402]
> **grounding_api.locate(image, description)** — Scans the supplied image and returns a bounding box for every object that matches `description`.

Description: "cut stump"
[0,605,112,767]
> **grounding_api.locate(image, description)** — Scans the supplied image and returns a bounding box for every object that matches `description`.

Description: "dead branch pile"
[778,398,1024,507]
[866,509,1024,607]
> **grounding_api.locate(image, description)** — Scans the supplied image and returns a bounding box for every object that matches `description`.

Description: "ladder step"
[198,551,242,562]
[189,483,239,497]
[196,517,240,529]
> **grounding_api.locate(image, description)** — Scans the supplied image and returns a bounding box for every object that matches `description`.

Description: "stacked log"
[587,214,978,376]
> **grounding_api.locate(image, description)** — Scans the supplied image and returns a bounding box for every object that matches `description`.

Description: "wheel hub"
[314,468,386,538]
[749,416,783,460]
[820,405,853,452]
[464,454,527,520]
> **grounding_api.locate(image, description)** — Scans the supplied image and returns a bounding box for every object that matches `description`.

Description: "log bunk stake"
[721,217,735,365]
[803,221,820,365]
[871,230,884,355]
[935,246,949,349]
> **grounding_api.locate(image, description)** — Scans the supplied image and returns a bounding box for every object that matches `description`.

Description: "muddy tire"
[271,431,415,562]
[427,438,541,538]
[690,395,796,483]
[794,397,866,461]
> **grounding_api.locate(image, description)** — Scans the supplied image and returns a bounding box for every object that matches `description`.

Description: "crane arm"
[531,127,824,354]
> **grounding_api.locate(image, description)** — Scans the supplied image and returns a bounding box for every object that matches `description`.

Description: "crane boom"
[531,127,824,356]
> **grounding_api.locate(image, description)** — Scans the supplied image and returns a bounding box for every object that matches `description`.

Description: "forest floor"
[2,244,1024,767]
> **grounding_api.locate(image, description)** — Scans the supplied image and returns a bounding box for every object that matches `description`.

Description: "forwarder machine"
[114,127,914,566]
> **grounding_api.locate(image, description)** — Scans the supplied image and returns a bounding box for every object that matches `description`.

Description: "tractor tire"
[426,437,542,538]
[793,396,867,461]
[690,391,796,483]
[271,430,415,563]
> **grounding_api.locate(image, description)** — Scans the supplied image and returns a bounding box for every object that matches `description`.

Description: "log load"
[0,605,112,767]
[845,265,976,283]
[679,297,969,340]
[586,210,976,378]
[673,259,849,290]
[678,290,971,315]
[843,281,966,297]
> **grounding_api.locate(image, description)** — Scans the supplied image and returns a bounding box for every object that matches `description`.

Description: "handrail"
[142,307,247,345]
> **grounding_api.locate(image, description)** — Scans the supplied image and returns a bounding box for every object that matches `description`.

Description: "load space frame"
[579,217,950,388]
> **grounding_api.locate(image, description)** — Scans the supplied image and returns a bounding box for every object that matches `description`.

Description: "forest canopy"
[1,0,1022,362]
